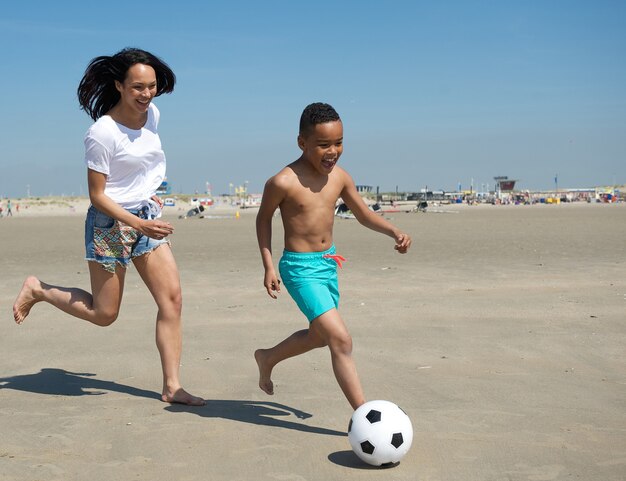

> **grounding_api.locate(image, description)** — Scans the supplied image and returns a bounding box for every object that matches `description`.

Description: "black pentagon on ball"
[360,440,375,455]
[348,418,353,433]
[366,409,382,423]
[391,432,404,448]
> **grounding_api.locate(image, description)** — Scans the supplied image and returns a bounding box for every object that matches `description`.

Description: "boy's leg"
[132,245,205,406]
[310,309,365,410]
[255,307,365,410]
[255,327,327,395]
[13,262,126,326]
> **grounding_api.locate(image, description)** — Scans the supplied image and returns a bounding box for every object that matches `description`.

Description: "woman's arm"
[88,169,173,240]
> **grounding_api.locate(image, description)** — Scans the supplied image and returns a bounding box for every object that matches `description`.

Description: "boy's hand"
[394,232,411,254]
[264,270,281,299]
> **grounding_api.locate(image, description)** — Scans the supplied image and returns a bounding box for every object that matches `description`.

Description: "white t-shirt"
[84,103,166,210]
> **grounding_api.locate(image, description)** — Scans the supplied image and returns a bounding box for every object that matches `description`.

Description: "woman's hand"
[151,194,164,209]
[138,218,174,240]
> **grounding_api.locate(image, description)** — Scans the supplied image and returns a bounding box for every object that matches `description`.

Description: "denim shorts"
[85,205,169,273]
[278,245,342,322]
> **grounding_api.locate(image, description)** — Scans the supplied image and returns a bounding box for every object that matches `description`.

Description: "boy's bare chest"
[283,184,341,214]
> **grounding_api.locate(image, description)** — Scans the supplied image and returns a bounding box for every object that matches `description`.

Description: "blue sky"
[0,1,624,198]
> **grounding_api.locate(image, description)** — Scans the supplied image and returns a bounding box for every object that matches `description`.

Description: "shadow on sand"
[327,450,400,469]
[0,368,345,437]
[0,367,159,399]
[165,400,346,437]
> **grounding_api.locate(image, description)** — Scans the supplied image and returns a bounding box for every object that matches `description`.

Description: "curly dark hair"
[299,102,341,136]
[77,48,176,121]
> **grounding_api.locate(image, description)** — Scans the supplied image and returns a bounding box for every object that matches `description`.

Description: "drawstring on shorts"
[323,254,346,268]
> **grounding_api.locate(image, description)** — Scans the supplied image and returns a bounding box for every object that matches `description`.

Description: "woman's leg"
[132,245,204,406]
[13,262,125,326]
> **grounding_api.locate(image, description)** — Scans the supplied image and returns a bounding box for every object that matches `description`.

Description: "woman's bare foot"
[13,276,43,324]
[161,388,205,406]
[254,349,274,395]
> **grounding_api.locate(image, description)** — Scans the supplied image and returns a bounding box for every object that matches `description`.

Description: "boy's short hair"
[299,102,341,136]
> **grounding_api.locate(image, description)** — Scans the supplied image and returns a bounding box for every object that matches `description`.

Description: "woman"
[13,48,204,406]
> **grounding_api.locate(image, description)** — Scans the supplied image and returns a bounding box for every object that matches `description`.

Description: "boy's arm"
[256,177,286,298]
[340,170,412,253]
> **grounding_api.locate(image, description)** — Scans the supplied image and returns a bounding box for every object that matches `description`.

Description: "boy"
[254,102,411,410]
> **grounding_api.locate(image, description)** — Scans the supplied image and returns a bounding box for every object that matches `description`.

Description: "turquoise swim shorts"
[279,245,344,322]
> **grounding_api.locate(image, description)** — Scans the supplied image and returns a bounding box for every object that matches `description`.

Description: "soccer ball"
[348,400,413,467]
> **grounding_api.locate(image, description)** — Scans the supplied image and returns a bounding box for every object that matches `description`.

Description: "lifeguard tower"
[494,176,517,197]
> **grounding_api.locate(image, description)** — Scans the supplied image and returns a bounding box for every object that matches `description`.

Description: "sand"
[1,201,625,481]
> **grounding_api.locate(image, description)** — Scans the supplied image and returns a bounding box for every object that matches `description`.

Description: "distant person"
[13,48,204,406]
[254,102,411,410]
[6,199,12,216]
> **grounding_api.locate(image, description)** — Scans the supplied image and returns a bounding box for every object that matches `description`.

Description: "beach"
[1,201,625,481]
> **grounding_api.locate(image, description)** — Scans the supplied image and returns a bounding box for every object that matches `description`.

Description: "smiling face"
[298,120,344,175]
[114,63,157,116]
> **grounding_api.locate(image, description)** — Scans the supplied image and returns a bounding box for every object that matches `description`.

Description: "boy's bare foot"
[13,276,42,324]
[161,388,205,406]
[254,349,274,395]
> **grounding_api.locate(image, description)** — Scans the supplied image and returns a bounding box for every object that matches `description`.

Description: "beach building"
[494,176,517,197]
[156,178,172,195]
